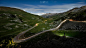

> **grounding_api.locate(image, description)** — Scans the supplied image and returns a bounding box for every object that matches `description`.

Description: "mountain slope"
[0,7,44,37]
[0,6,86,48]
[0,7,54,48]
[49,5,86,21]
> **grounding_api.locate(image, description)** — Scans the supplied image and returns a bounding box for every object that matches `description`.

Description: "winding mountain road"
[13,19,86,43]
[13,19,68,43]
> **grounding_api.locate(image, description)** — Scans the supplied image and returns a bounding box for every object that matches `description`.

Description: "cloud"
[40,1,48,3]
[20,2,85,15]
[78,2,85,3]
[1,2,85,15]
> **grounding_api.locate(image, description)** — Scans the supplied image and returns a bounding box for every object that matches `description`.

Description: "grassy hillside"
[48,5,86,37]
[0,7,54,48]
[0,6,86,48]
[49,6,86,21]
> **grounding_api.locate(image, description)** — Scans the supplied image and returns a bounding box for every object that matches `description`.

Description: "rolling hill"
[0,6,86,48]
[45,5,86,21]
[0,6,54,48]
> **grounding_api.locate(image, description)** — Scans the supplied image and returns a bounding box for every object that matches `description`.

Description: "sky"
[0,0,86,15]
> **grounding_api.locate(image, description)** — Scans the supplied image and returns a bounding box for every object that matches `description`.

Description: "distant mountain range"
[41,13,58,18]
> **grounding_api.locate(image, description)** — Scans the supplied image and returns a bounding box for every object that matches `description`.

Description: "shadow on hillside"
[18,31,86,48]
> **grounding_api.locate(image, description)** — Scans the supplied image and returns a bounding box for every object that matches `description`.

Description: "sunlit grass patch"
[53,30,86,38]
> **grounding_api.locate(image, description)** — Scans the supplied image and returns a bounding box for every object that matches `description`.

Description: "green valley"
[0,6,86,48]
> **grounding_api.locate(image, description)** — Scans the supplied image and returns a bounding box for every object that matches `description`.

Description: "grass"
[53,30,86,38]
[0,6,53,48]
[0,6,86,48]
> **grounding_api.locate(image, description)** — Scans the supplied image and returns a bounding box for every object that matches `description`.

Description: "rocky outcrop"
[59,20,86,31]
